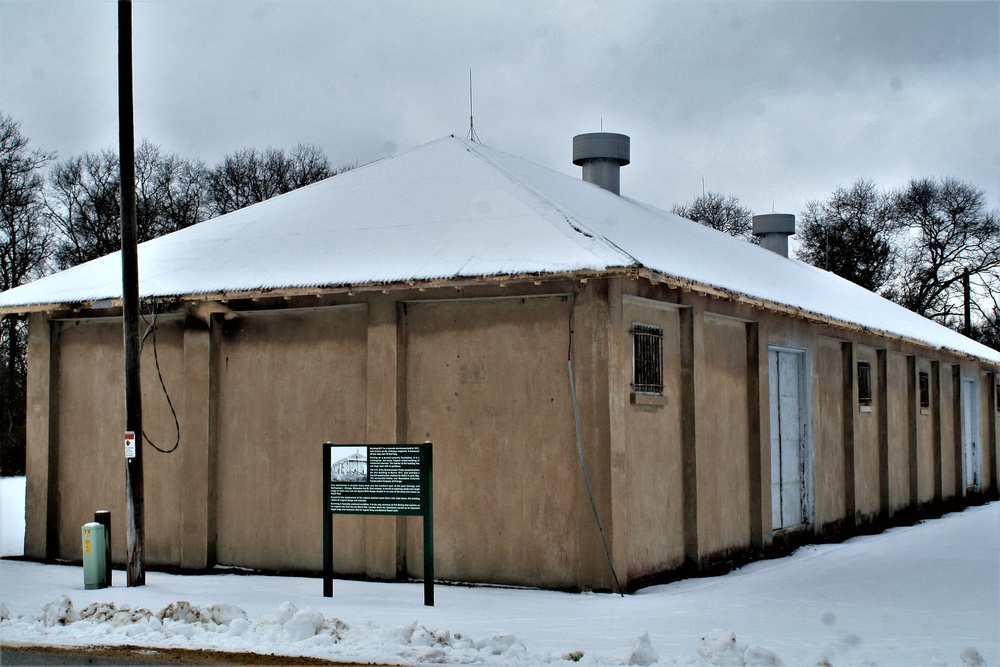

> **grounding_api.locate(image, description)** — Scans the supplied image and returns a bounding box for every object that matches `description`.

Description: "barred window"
[632,324,663,395]
[857,361,872,407]
[919,372,930,409]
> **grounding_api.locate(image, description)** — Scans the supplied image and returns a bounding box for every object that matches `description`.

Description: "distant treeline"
[0,113,352,474]
[673,181,999,350]
[2,112,998,474]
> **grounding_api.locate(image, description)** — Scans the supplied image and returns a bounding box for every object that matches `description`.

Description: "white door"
[769,348,807,530]
[961,378,980,493]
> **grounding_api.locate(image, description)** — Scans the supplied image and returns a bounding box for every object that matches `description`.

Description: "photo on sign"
[330,446,368,483]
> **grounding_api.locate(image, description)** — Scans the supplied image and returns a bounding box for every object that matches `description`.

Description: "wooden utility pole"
[963,269,972,338]
[119,0,145,587]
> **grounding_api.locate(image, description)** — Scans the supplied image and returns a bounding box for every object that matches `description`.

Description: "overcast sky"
[2,0,998,217]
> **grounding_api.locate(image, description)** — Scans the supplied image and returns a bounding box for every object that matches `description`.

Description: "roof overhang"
[5,267,997,367]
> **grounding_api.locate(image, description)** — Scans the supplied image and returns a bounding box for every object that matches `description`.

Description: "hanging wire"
[139,298,180,454]
[567,289,624,596]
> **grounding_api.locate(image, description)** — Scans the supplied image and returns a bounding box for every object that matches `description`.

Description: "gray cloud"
[1,0,996,219]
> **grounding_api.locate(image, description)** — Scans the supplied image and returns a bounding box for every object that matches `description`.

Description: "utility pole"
[963,269,972,338]
[119,0,145,587]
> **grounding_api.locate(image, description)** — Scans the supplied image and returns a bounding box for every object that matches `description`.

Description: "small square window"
[857,361,872,407]
[919,372,930,409]
[632,323,663,395]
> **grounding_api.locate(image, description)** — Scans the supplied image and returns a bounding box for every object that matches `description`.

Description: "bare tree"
[969,288,1000,351]
[207,143,344,216]
[47,141,210,269]
[288,143,338,189]
[0,114,54,474]
[134,141,209,239]
[795,179,899,294]
[672,191,755,242]
[46,149,121,268]
[1,115,54,291]
[890,177,1000,324]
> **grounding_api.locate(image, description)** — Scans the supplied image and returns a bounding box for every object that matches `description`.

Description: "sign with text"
[124,431,136,460]
[322,442,434,605]
[328,446,425,515]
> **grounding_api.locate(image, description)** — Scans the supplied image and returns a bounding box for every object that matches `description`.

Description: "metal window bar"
[632,324,663,394]
[919,372,930,408]
[857,361,873,406]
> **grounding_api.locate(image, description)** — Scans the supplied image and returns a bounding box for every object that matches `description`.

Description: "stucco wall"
[402,295,581,588]
[993,375,1000,490]
[696,314,751,560]
[814,336,846,529]
[983,373,998,492]
[52,316,186,565]
[939,365,959,500]
[913,358,936,505]
[21,274,1000,590]
[853,345,881,523]
[886,352,912,514]
[621,297,685,580]
[214,306,368,572]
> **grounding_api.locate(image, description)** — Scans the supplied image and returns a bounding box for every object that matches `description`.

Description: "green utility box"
[81,522,108,590]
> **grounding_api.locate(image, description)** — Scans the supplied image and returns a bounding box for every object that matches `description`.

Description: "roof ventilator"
[752,213,796,258]
[572,132,630,195]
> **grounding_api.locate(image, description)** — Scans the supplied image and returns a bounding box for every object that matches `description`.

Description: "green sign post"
[323,442,434,606]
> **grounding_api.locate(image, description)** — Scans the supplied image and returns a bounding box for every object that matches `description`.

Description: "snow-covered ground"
[1,477,997,666]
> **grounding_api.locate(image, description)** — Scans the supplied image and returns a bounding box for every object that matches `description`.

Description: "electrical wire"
[139,299,180,454]
[567,290,624,596]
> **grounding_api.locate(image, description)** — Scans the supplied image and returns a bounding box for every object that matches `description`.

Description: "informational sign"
[124,431,136,460]
[328,446,424,515]
[323,442,434,605]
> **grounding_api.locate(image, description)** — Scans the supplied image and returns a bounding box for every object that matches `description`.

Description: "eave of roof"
[1,135,997,365]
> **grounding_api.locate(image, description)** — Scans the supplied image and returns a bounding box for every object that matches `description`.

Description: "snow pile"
[687,629,783,666]
[628,631,659,665]
[2,589,994,666]
[3,594,631,664]
[1,479,996,665]
[0,594,799,666]
[35,595,78,627]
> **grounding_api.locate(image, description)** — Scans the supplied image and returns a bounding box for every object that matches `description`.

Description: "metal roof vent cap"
[752,213,796,258]
[573,132,630,195]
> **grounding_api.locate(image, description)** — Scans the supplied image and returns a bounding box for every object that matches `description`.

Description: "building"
[1,134,997,592]
[331,449,368,482]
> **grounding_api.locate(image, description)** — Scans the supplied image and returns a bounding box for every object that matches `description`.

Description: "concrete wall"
[886,352,912,514]
[853,345,881,525]
[402,295,584,589]
[21,274,1000,591]
[619,296,685,582]
[696,313,752,562]
[40,316,186,565]
[984,370,1000,490]
[814,336,847,531]
[983,372,999,494]
[913,358,937,506]
[214,306,368,572]
[939,365,959,501]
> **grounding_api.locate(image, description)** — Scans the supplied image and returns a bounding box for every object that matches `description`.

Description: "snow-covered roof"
[1,135,997,364]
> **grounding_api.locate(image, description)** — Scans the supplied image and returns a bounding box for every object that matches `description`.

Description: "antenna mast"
[467,69,480,142]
